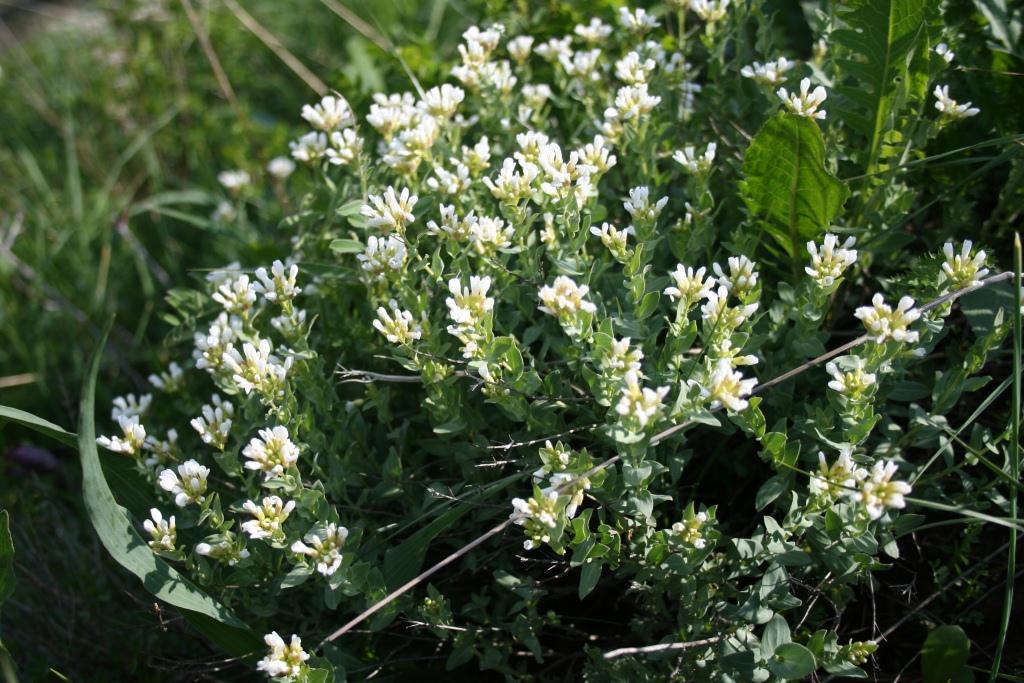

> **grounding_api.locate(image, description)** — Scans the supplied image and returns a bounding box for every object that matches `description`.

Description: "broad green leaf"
[578,561,602,599]
[767,642,817,680]
[0,405,77,447]
[761,614,792,658]
[833,0,935,171]
[329,238,364,254]
[741,113,849,259]
[78,323,260,656]
[921,625,971,683]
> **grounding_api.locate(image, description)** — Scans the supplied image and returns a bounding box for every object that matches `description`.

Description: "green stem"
[990,234,1021,681]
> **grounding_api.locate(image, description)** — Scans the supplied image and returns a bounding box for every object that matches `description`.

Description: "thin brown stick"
[603,636,723,660]
[320,272,1013,649]
[317,0,391,52]
[222,0,328,96]
[179,0,239,109]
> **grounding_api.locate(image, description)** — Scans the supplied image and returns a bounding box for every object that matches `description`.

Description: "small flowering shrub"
[79,1,1021,680]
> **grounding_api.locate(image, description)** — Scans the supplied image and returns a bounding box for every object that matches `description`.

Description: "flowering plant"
[74,1,1019,681]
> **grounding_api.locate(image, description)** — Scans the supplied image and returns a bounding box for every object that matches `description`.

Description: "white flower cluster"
[257,632,310,679]
[148,362,185,393]
[291,94,364,165]
[190,394,234,450]
[740,57,795,86]
[292,523,349,576]
[243,426,300,480]
[446,275,495,358]
[940,240,989,290]
[806,234,858,288]
[242,496,296,542]
[373,300,423,346]
[778,78,827,119]
[933,84,979,121]
[158,459,209,507]
[510,490,561,550]
[811,451,912,520]
[854,294,922,344]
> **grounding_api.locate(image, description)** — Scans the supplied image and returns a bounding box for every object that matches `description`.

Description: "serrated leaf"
[78,322,259,656]
[741,113,849,259]
[833,0,934,171]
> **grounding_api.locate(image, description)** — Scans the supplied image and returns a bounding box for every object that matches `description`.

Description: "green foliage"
[741,112,849,260]
[921,625,972,683]
[833,0,937,171]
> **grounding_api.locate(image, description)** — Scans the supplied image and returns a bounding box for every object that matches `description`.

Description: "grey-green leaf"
[767,642,817,680]
[741,113,849,259]
[78,323,260,656]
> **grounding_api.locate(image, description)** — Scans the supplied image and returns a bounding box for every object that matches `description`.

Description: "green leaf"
[767,642,817,680]
[0,510,13,620]
[755,475,790,511]
[832,0,934,171]
[761,614,792,658]
[329,238,364,254]
[922,625,971,683]
[741,113,849,259]
[0,405,77,447]
[78,322,260,656]
[578,561,602,599]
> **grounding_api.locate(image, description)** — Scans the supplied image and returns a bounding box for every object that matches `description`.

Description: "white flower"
[941,240,989,289]
[701,285,759,330]
[809,449,866,499]
[577,135,617,174]
[507,35,534,62]
[933,84,979,121]
[713,255,759,297]
[826,358,876,397]
[483,158,539,202]
[254,260,301,305]
[467,215,514,255]
[461,136,492,173]
[690,0,730,22]
[778,78,827,119]
[301,94,355,131]
[142,428,179,468]
[855,460,912,520]
[854,294,921,343]
[615,51,656,84]
[806,234,858,287]
[446,275,494,327]
[266,156,296,180]
[616,370,670,428]
[241,496,296,541]
[600,336,644,375]
[419,84,465,119]
[706,359,757,411]
[559,48,603,81]
[195,538,249,565]
[211,201,236,223]
[326,128,364,166]
[158,459,209,507]
[193,313,242,372]
[618,6,660,33]
[217,169,250,193]
[590,222,633,260]
[673,142,717,174]
[665,264,715,305]
[257,632,310,678]
[534,36,573,62]
[190,394,234,450]
[360,186,418,233]
[222,339,292,397]
[143,508,176,552]
[624,186,668,223]
[934,42,954,64]
[511,490,561,550]
[111,393,152,420]
[612,83,662,120]
[575,18,613,43]
[740,57,795,86]
[366,92,418,140]
[97,415,147,457]
[538,276,598,318]
[671,511,710,548]
[357,235,408,278]
[292,523,349,576]
[148,362,185,393]
[212,274,257,317]
[373,300,423,345]
[289,131,328,163]
[243,426,300,480]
